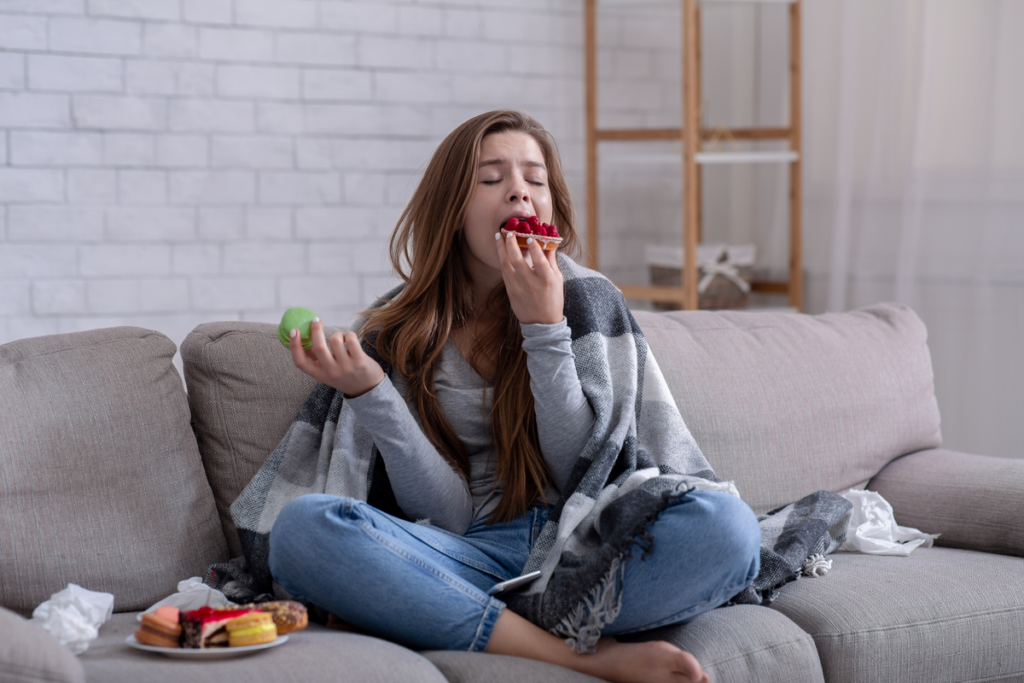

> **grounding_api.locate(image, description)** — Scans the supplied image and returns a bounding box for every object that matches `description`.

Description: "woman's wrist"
[520,318,568,334]
[342,373,390,402]
[517,312,564,325]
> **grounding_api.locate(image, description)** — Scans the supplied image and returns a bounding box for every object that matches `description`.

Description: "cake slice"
[181,606,259,649]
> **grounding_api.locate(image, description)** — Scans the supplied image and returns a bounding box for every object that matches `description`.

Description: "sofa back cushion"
[632,303,942,514]
[181,304,942,541]
[0,327,228,615]
[180,322,324,557]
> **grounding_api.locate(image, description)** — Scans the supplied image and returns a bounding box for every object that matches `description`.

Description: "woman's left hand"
[496,231,564,325]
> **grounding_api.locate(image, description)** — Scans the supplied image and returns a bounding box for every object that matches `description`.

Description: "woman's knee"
[269,495,359,564]
[683,489,761,577]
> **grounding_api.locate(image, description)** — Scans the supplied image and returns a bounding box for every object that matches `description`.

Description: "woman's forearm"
[345,377,473,534]
[521,320,596,492]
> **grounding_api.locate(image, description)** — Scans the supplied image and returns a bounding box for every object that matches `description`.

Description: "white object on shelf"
[646,243,756,296]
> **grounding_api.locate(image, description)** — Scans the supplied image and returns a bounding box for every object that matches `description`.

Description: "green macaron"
[278,307,317,350]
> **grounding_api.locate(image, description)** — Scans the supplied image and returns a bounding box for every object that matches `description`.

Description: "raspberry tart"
[500,216,562,251]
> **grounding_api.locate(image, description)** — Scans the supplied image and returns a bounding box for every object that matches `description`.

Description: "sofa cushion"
[0,327,228,614]
[180,322,327,557]
[617,603,824,683]
[0,606,84,683]
[633,303,942,514]
[79,613,447,683]
[769,547,1024,682]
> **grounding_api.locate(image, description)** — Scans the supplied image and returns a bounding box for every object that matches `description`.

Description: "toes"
[673,646,705,682]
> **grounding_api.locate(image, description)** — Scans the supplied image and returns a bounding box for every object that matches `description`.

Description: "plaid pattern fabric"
[731,491,853,606]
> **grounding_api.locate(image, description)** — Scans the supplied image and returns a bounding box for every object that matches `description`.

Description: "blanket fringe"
[802,554,832,578]
[553,556,627,654]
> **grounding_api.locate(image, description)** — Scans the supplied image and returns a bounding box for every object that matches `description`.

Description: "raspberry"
[505,217,519,230]
[549,224,560,238]
[528,216,541,228]
[536,224,549,237]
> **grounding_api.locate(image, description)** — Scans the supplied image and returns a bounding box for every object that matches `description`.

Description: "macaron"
[153,605,179,623]
[225,612,277,647]
[135,612,182,648]
[278,307,317,351]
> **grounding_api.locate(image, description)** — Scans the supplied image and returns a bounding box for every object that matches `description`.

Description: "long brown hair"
[360,110,580,523]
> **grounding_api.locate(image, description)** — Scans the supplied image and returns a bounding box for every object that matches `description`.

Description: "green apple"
[278,307,317,350]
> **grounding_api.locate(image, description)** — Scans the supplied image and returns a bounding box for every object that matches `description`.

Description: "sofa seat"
[769,547,1024,683]
[74,602,822,683]
[78,614,447,683]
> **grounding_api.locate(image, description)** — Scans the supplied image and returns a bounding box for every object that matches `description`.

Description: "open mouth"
[498,216,562,251]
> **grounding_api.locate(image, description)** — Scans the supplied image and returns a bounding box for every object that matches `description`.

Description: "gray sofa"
[3,302,1023,683]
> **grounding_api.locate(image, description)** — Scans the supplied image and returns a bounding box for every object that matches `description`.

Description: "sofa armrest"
[868,448,1024,557]
[0,606,84,683]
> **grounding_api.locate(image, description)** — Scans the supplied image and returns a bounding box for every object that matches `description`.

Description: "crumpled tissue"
[137,576,233,621]
[31,583,114,655]
[839,489,940,556]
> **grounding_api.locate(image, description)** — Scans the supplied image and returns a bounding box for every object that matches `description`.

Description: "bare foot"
[578,637,709,683]
[486,610,708,683]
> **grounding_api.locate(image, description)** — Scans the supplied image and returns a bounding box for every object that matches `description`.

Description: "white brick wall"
[0,0,599,365]
[2,1,786,361]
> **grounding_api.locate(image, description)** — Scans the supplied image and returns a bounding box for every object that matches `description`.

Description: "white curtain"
[803,0,1024,459]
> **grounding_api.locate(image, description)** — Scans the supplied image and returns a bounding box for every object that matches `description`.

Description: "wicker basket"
[646,244,755,311]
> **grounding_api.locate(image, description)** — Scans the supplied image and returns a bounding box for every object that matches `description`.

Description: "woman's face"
[462,131,553,279]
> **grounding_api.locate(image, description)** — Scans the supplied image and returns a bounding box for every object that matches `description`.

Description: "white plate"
[125,634,288,660]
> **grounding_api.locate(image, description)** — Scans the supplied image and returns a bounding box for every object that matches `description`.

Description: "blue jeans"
[268,489,760,652]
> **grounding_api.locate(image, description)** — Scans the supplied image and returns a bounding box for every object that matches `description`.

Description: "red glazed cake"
[181,606,260,649]
[500,216,562,251]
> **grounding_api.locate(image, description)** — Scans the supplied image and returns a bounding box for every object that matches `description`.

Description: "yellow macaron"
[225,612,277,647]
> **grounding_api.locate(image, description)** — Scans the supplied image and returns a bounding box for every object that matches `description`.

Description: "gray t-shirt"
[345,318,594,534]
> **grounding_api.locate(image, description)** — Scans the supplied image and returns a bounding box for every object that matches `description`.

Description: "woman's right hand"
[289,319,385,398]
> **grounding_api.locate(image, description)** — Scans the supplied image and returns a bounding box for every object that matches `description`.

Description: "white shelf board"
[696,150,798,164]
[600,150,798,165]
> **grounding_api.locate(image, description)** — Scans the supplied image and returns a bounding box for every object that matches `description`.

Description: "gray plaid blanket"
[207,255,851,653]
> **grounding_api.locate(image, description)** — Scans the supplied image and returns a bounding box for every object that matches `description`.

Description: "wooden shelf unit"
[584,0,803,311]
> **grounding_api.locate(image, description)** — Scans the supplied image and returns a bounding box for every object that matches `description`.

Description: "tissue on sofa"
[839,489,940,556]
[31,583,114,655]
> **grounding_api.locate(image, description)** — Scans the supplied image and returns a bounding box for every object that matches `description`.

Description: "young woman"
[266,110,761,683]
